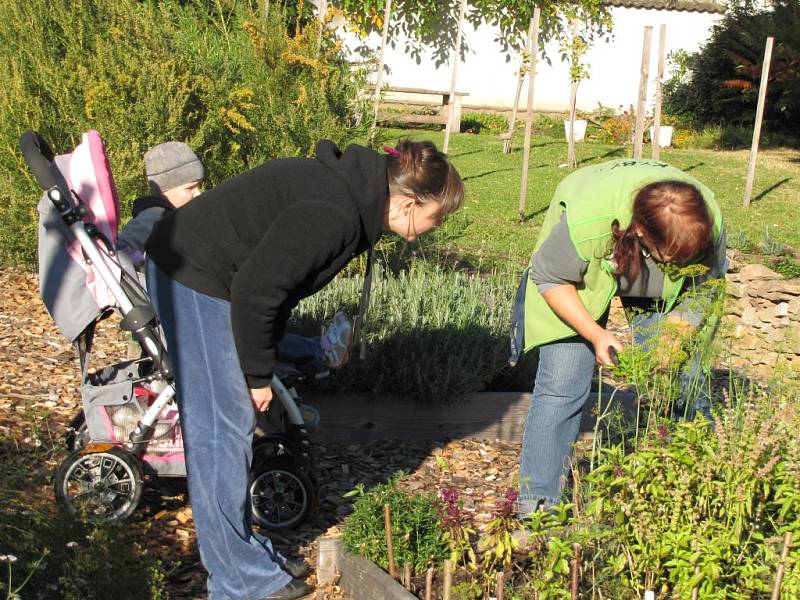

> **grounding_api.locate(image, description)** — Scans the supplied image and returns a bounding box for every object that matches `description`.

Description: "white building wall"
[346,7,724,114]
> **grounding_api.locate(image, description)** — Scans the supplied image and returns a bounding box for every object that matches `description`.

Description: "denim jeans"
[518,306,713,515]
[146,260,291,600]
[278,333,323,363]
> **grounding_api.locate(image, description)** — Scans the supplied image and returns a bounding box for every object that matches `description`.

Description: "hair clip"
[383,145,400,156]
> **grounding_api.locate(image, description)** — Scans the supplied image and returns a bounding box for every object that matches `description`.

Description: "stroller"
[20,129,321,529]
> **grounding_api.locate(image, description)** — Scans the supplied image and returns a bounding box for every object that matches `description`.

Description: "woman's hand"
[249,386,273,412]
[590,329,624,367]
[541,284,623,366]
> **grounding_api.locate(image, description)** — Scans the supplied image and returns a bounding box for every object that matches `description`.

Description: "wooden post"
[566,18,580,169]
[633,26,653,159]
[502,18,537,154]
[771,531,793,600]
[571,544,582,599]
[743,36,775,208]
[424,566,434,600]
[443,0,468,154]
[317,0,327,23]
[368,0,393,145]
[652,24,667,160]
[384,503,397,579]
[690,565,701,600]
[517,7,541,222]
[496,571,505,600]
[403,562,412,590]
[442,559,453,600]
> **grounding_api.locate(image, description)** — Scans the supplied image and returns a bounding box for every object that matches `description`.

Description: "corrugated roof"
[605,0,727,13]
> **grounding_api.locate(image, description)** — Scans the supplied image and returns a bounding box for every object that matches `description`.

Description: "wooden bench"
[375,86,469,130]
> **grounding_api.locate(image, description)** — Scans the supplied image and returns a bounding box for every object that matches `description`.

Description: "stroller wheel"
[249,458,313,530]
[65,413,90,452]
[54,446,144,522]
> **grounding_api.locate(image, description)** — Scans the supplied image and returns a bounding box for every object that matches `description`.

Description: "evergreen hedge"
[0,0,368,267]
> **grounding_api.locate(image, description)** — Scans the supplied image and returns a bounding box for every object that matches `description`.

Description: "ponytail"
[385,139,464,217]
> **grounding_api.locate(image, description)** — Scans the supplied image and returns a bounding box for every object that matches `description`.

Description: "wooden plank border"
[318,537,416,600]
[302,389,638,444]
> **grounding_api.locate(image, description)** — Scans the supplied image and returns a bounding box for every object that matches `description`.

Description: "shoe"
[261,577,313,600]
[283,557,311,579]
[320,312,353,369]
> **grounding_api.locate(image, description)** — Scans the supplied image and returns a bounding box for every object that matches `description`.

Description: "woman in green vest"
[510,159,727,514]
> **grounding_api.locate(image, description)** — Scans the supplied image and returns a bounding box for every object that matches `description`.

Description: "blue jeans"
[146,261,291,600]
[518,307,713,514]
[278,334,323,363]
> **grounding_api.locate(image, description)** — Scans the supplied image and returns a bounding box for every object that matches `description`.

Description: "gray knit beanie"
[145,141,204,194]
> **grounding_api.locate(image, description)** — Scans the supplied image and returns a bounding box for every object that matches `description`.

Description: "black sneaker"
[282,557,311,579]
[260,578,313,600]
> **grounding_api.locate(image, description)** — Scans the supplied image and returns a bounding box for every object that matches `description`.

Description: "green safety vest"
[522,159,723,352]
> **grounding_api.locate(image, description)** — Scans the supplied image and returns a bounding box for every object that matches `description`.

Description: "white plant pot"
[564,119,587,142]
[649,125,674,148]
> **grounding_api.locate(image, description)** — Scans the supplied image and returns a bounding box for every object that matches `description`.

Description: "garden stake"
[424,566,434,600]
[633,26,653,159]
[496,571,505,600]
[571,543,582,599]
[743,36,775,208]
[443,559,453,600]
[384,503,397,579]
[771,531,793,600]
[403,562,412,590]
[517,7,542,222]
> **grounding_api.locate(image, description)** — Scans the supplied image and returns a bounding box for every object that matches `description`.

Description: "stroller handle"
[19,130,59,191]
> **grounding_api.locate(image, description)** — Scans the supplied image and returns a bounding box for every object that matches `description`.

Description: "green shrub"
[663,1,800,139]
[342,472,448,573]
[460,112,508,134]
[774,257,800,279]
[290,259,519,403]
[0,0,368,267]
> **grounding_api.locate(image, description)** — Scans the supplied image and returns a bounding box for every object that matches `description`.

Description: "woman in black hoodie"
[145,140,463,600]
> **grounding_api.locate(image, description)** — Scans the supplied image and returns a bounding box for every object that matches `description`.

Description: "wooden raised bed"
[318,537,416,600]
[304,389,637,444]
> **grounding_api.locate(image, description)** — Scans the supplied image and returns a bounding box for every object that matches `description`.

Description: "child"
[118,141,353,369]
[117,141,204,267]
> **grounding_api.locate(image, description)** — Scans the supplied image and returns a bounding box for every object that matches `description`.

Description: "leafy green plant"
[584,390,800,598]
[774,257,800,279]
[460,112,508,134]
[342,472,448,574]
[291,260,519,403]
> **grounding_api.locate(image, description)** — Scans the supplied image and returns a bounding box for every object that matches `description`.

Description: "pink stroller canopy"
[38,130,123,341]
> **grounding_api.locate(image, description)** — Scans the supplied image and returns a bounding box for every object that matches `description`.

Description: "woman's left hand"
[249,386,273,412]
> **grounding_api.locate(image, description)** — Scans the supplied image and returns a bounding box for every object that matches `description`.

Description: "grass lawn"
[368,127,800,268]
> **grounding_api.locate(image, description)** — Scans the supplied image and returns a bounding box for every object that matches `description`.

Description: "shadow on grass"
[578,146,626,165]
[752,177,792,204]
[518,203,549,223]
[448,148,485,159]
[462,167,515,182]
[682,162,705,172]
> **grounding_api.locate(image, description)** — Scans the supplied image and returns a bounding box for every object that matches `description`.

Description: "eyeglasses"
[638,238,668,264]
[639,238,708,268]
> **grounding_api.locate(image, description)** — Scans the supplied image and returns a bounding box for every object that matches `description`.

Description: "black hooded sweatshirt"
[146,141,387,387]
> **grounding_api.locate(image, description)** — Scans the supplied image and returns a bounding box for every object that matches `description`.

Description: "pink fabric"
[64,131,122,309]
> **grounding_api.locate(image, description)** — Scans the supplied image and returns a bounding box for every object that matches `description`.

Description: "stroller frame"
[21,130,319,528]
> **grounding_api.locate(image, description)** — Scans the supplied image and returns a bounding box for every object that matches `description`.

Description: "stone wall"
[723,254,800,382]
